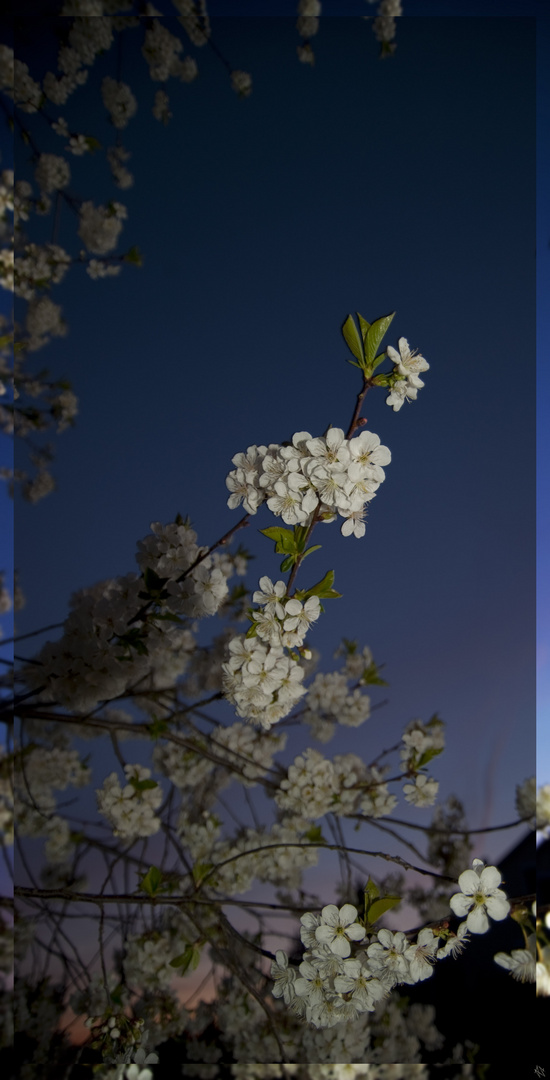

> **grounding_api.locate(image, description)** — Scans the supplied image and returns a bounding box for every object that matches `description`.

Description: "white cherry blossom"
[314,904,366,958]
[449,859,510,933]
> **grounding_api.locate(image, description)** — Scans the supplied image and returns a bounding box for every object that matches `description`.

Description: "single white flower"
[404,927,439,982]
[386,336,429,388]
[283,595,321,634]
[403,773,439,807]
[314,903,366,958]
[494,947,536,983]
[386,378,418,411]
[252,576,287,618]
[293,958,328,1006]
[347,430,391,483]
[449,859,510,934]
[270,949,297,1004]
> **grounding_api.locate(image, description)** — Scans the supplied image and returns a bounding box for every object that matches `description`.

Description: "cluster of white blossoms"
[385,337,429,411]
[231,1069,434,1080]
[296,0,322,66]
[23,519,237,712]
[78,200,128,256]
[226,427,390,538]
[198,815,320,895]
[513,775,536,828]
[154,721,286,791]
[536,782,550,831]
[365,0,403,53]
[141,19,195,83]
[106,145,134,191]
[272,903,432,1029]
[123,909,198,992]
[273,859,509,1029]
[15,743,91,862]
[96,763,163,841]
[399,716,444,807]
[34,153,71,194]
[14,242,72,300]
[222,636,307,730]
[275,747,401,821]
[304,668,371,741]
[25,294,67,352]
[101,76,138,128]
[222,571,324,726]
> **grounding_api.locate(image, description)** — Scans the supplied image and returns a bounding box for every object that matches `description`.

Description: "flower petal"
[457,869,480,895]
[467,906,489,934]
[479,865,502,891]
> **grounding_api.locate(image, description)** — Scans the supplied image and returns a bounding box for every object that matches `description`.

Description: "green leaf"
[139,865,163,897]
[245,622,258,639]
[305,569,342,600]
[361,661,388,687]
[169,944,201,973]
[124,245,143,266]
[85,136,102,153]
[366,896,401,925]
[342,314,365,365]
[365,312,396,366]
[143,567,167,592]
[280,554,295,573]
[372,373,390,388]
[416,746,443,769]
[293,525,309,550]
[260,526,297,554]
[129,777,158,792]
[302,544,322,561]
[192,862,212,887]
[305,824,324,843]
[357,312,371,342]
[364,876,380,905]
[371,352,388,374]
[148,718,168,740]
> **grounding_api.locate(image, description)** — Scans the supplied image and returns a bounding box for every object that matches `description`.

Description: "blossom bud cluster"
[96,763,163,840]
[226,427,390,538]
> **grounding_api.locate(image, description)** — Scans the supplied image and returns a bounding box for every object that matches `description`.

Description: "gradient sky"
[6,8,542,920]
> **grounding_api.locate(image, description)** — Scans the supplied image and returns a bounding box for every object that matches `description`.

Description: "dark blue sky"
[8,13,539,869]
